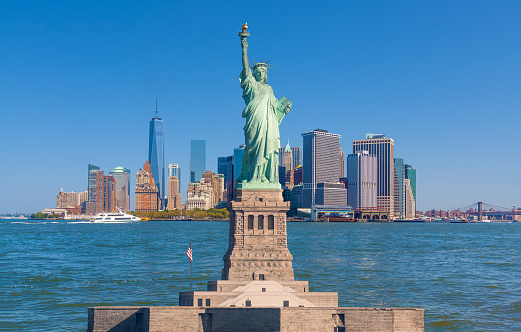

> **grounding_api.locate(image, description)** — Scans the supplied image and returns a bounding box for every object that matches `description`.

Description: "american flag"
[186,242,192,263]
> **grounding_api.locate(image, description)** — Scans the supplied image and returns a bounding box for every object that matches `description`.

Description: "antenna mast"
[155,93,158,117]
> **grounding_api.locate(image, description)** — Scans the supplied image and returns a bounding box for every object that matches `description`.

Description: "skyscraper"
[404,179,416,219]
[103,175,117,213]
[166,175,182,210]
[149,105,165,208]
[218,156,234,190]
[278,140,301,170]
[281,139,293,171]
[404,164,417,219]
[339,147,345,178]
[109,166,131,212]
[314,182,347,206]
[394,158,404,218]
[168,163,181,194]
[233,144,245,183]
[291,146,302,169]
[405,164,416,203]
[85,164,117,214]
[293,166,303,185]
[352,134,395,216]
[302,129,342,207]
[347,151,377,209]
[86,164,102,214]
[135,160,159,212]
[278,165,286,187]
[190,140,206,183]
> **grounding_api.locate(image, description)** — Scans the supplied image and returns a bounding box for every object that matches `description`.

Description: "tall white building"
[404,179,416,219]
[302,129,345,207]
[347,151,377,209]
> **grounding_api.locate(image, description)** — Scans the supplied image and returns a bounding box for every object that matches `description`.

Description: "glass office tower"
[218,156,234,190]
[88,164,100,203]
[149,115,165,208]
[190,140,206,183]
[109,166,131,211]
[233,144,245,183]
[86,164,106,214]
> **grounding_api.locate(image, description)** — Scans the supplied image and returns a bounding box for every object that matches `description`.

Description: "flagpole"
[190,240,193,292]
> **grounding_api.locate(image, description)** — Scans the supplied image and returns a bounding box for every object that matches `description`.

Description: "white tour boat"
[90,208,141,223]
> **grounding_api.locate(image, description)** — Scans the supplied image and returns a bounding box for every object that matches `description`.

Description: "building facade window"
[268,215,274,229]
[248,215,254,230]
[258,215,264,229]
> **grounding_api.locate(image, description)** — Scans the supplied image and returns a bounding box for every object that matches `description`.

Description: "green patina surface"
[236,26,291,189]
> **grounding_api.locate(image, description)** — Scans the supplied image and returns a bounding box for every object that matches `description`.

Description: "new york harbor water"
[2,220,520,331]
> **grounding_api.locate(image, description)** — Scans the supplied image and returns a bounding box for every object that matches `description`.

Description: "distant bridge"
[456,202,521,221]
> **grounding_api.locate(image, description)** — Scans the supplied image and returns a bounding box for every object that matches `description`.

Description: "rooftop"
[110,166,129,173]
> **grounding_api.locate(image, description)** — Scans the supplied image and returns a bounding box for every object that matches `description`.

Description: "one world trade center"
[148,100,165,209]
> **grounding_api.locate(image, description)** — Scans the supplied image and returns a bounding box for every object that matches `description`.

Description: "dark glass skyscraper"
[190,140,206,183]
[233,144,245,183]
[291,147,302,169]
[149,113,165,208]
[218,155,234,190]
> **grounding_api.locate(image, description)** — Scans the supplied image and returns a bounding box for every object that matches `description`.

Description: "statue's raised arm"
[240,23,250,75]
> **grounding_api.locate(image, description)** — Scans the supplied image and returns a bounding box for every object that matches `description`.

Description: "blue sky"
[1,1,520,214]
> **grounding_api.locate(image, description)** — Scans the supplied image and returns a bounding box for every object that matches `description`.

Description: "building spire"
[155,92,158,117]
[285,138,291,152]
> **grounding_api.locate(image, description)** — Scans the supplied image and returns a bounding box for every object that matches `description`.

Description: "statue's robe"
[238,69,285,184]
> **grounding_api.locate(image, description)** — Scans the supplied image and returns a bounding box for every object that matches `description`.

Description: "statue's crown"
[251,59,274,70]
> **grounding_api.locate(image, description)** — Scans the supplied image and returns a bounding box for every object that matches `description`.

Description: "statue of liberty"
[236,23,292,189]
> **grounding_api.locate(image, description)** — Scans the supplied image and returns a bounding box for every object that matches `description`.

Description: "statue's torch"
[239,22,250,39]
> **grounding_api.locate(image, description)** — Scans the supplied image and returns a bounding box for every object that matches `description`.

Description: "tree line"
[30,212,61,219]
[131,208,229,220]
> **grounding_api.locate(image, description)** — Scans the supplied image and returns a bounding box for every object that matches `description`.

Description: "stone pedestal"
[222,189,294,281]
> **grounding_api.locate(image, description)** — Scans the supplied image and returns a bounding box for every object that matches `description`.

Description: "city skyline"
[1,1,520,213]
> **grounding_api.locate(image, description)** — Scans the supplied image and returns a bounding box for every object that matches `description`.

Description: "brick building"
[135,161,159,212]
